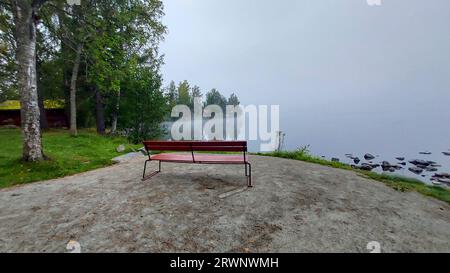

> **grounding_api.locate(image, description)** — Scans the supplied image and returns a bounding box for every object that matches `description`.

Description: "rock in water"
[419,151,432,155]
[331,158,340,162]
[364,153,375,160]
[434,173,450,178]
[381,161,391,167]
[409,159,430,166]
[353,157,361,164]
[443,152,450,156]
[438,178,450,184]
[425,166,438,172]
[359,164,374,171]
[116,144,126,153]
[359,163,379,171]
[395,157,405,161]
[409,167,424,175]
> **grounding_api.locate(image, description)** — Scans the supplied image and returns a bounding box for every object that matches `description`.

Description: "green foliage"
[0,5,17,102]
[258,148,450,205]
[227,93,240,106]
[165,80,178,109]
[0,128,141,189]
[205,88,227,109]
[119,68,168,143]
[3,0,168,130]
[177,80,191,106]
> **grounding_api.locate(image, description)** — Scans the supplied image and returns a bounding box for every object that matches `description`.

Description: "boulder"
[434,173,450,178]
[359,164,374,171]
[116,144,126,153]
[364,153,375,160]
[359,163,379,171]
[443,152,450,156]
[395,157,405,161]
[409,159,430,166]
[438,178,450,184]
[331,158,340,162]
[419,151,432,155]
[381,161,402,171]
[112,152,141,163]
[408,167,423,175]
[353,157,361,164]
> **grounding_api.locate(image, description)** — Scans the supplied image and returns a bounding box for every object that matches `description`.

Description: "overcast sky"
[160,0,450,155]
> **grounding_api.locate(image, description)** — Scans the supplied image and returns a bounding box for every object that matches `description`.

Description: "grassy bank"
[258,149,450,205]
[0,128,141,189]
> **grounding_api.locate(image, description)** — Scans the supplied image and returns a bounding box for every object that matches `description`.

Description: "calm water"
[276,110,450,185]
[164,109,450,185]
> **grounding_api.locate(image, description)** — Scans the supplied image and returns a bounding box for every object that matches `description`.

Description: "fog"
[160,0,450,181]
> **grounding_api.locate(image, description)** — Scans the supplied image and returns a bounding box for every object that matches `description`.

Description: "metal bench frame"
[142,141,252,187]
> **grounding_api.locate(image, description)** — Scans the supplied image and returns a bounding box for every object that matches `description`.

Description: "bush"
[119,68,169,144]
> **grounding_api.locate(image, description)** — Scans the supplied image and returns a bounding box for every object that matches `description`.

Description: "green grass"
[257,149,450,205]
[0,128,141,189]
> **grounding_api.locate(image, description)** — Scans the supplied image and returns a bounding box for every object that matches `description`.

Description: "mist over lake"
[161,0,450,183]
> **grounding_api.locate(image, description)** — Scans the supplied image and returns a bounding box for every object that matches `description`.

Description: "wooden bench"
[142,141,252,187]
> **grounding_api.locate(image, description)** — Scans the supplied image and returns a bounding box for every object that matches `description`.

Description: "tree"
[227,93,240,106]
[83,0,166,134]
[177,80,191,106]
[10,0,51,161]
[190,85,202,109]
[0,4,18,103]
[205,88,227,110]
[165,80,178,108]
[119,67,167,143]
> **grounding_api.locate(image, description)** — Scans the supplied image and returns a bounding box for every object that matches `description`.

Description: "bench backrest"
[143,141,247,153]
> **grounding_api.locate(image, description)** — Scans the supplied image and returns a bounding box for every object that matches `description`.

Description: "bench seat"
[150,153,246,164]
[142,140,252,187]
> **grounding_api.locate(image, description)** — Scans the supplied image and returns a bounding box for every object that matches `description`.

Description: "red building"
[0,100,68,128]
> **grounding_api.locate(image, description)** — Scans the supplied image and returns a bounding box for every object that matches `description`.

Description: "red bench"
[142,141,252,187]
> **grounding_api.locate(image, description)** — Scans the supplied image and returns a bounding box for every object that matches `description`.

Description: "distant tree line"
[165,80,240,111]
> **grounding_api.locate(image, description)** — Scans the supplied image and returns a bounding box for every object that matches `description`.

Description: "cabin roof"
[0,100,65,110]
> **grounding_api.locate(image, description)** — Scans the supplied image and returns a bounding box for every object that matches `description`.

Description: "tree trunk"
[12,1,45,161]
[94,87,105,135]
[110,88,120,134]
[69,44,82,136]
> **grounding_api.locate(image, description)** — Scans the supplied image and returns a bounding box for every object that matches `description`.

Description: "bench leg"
[246,162,253,187]
[142,160,161,181]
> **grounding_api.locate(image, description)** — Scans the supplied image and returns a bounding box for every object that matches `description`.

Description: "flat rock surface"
[0,155,449,253]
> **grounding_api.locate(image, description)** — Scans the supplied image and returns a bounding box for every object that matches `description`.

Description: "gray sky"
[160,0,450,156]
